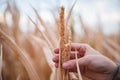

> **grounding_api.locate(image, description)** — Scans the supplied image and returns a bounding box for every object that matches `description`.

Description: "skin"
[52,43,117,80]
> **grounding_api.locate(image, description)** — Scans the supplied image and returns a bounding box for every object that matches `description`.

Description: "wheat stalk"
[58,6,74,80]
[28,15,57,80]
[0,40,2,80]
[30,35,57,80]
[75,49,83,80]
[105,38,120,53]
[65,0,77,28]
[28,15,54,51]
[0,29,41,80]
[102,41,120,63]
[58,6,65,80]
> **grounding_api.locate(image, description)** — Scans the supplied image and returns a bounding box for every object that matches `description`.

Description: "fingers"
[63,56,90,70]
[62,59,76,69]
[52,43,90,73]
[70,43,86,53]
[53,43,87,56]
[53,48,59,54]
[62,57,88,72]
[53,60,77,72]
[52,56,80,69]
[52,54,59,63]
[52,52,84,63]
[53,56,90,74]
[55,63,58,68]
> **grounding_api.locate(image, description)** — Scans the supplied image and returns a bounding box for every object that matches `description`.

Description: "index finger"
[53,43,87,54]
[70,43,86,52]
[53,48,59,54]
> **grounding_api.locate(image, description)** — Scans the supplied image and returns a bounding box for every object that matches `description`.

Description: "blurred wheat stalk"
[0,1,120,80]
[0,40,2,80]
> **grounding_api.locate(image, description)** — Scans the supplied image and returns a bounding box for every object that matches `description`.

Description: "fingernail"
[63,62,69,68]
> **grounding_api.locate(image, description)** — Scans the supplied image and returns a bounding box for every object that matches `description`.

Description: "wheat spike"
[58,6,73,80]
[58,6,65,80]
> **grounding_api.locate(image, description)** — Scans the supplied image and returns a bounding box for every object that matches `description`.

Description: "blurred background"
[0,0,120,80]
[0,0,120,34]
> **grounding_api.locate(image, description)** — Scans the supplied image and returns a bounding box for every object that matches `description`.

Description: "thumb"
[62,56,89,69]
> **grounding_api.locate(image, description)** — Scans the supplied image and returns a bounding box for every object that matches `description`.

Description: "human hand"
[52,43,117,80]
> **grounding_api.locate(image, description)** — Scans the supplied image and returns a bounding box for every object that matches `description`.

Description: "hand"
[52,43,117,80]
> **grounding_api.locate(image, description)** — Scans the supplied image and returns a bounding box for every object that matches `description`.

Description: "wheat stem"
[58,6,65,80]
[0,42,2,80]
[0,29,41,80]
[75,49,83,80]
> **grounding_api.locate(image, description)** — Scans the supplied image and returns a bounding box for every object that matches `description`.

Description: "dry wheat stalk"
[58,6,66,80]
[0,40,2,80]
[30,35,57,80]
[65,0,77,28]
[102,41,120,63]
[58,6,73,80]
[28,15,54,51]
[75,49,82,80]
[0,29,41,80]
[105,38,120,53]
[69,72,78,80]
[32,7,57,48]
[28,14,57,80]
[58,5,83,80]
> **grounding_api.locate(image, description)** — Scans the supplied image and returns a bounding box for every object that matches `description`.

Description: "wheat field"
[0,1,120,80]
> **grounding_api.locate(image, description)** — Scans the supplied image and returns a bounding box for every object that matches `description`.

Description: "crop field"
[0,0,120,80]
